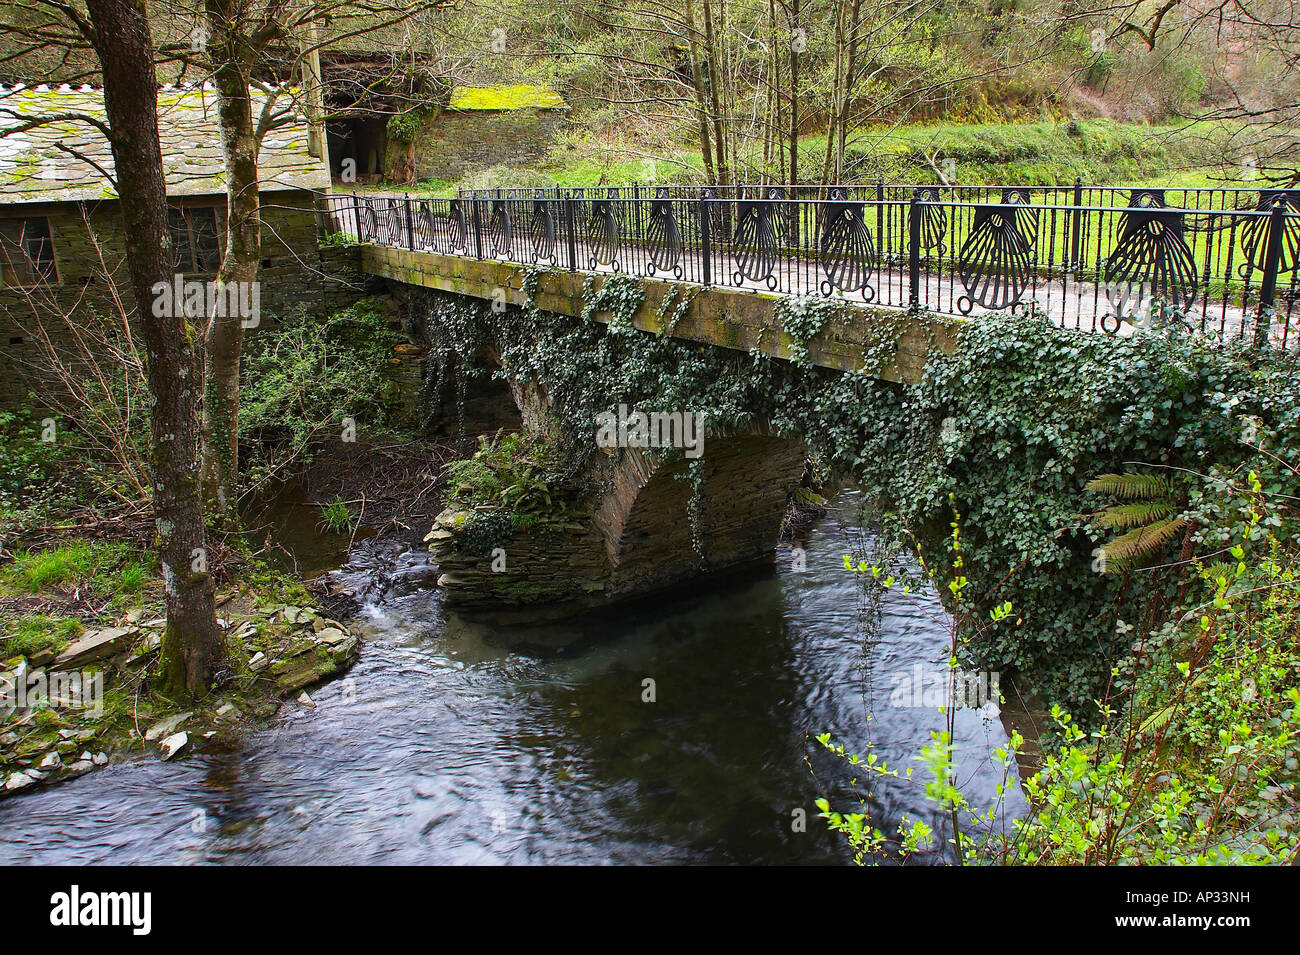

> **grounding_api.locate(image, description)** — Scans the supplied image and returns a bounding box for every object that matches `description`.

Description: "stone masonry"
[0,192,370,406]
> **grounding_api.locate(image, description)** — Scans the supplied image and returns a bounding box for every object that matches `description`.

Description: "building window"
[168,206,222,273]
[0,216,57,286]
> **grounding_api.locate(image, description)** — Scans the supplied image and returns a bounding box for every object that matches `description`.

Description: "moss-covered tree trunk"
[200,3,262,525]
[85,0,225,695]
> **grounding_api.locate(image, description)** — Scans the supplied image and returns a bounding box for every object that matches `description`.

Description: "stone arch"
[595,427,808,600]
[428,413,808,616]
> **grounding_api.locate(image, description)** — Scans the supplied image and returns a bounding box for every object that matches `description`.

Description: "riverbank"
[0,291,459,801]
[0,461,393,799]
[1,585,361,797]
[1,428,450,802]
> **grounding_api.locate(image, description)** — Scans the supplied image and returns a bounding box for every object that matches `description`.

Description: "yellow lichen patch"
[447,85,567,111]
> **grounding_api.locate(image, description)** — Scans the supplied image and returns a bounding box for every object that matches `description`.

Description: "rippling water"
[0,490,1023,864]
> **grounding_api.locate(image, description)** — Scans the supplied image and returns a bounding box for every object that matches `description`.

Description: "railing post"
[404,194,415,251]
[699,191,712,287]
[352,192,362,241]
[908,190,921,308]
[472,198,485,260]
[564,194,578,272]
[875,179,884,257]
[315,192,328,238]
[1069,176,1083,274]
[1256,196,1288,349]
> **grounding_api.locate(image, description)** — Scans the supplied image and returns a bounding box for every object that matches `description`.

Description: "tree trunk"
[701,0,730,186]
[85,0,225,696]
[201,4,262,525]
[682,0,717,183]
[768,0,782,183]
[787,0,800,187]
[821,0,841,185]
[836,0,863,182]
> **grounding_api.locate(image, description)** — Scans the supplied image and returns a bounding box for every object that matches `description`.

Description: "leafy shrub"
[820,472,1300,864]
[1000,488,1298,864]
[239,298,403,487]
[445,430,573,519]
[0,407,68,522]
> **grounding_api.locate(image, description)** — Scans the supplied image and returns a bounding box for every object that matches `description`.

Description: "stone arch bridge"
[387,249,952,617]
[333,182,1296,614]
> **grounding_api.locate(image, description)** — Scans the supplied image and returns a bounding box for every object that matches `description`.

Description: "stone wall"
[399,108,567,183]
[599,432,809,600]
[426,428,808,619]
[0,191,372,407]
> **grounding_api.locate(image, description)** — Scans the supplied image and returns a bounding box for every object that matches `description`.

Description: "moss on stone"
[447,85,567,111]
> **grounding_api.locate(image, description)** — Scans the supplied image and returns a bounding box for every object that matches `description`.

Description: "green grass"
[518,118,1245,191]
[8,541,100,591]
[825,118,1244,186]
[318,497,352,534]
[116,560,149,594]
[537,156,700,189]
[356,118,1252,198]
[2,615,83,660]
[353,178,453,197]
[2,541,153,595]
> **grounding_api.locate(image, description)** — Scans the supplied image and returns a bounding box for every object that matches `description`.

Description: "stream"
[0,490,1024,864]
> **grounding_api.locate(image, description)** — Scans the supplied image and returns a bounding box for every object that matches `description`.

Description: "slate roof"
[0,83,330,205]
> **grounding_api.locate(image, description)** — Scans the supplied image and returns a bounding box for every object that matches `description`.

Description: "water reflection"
[0,490,1023,864]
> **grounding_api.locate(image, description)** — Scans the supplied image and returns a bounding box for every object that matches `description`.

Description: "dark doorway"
[327,116,387,181]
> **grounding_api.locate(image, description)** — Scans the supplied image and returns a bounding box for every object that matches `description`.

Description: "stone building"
[377,84,569,185]
[0,83,362,405]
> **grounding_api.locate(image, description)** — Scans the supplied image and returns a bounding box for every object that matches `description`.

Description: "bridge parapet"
[363,244,959,384]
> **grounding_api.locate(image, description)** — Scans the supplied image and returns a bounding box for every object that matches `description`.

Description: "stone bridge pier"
[427,413,808,620]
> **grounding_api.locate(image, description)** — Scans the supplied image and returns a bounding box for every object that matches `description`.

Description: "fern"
[1101,517,1189,571]
[1138,703,1176,737]
[1085,472,1173,500]
[1094,501,1174,529]
[1087,469,1191,573]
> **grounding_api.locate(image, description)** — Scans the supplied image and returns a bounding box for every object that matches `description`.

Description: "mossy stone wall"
[401,108,568,183]
[0,191,372,406]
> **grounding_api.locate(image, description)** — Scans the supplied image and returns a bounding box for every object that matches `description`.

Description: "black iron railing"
[324,182,1300,348]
